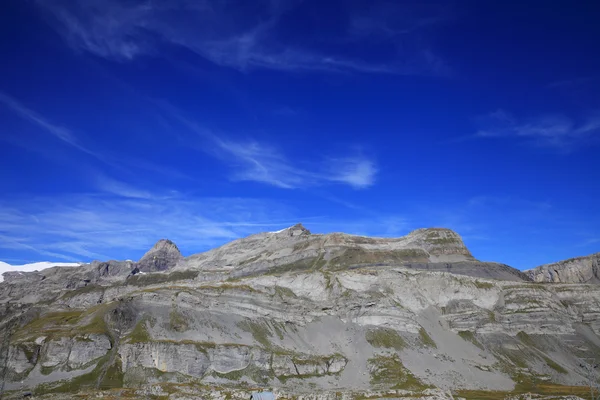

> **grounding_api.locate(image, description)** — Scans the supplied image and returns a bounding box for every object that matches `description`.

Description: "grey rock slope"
[0,225,597,399]
[527,252,600,283]
[180,224,527,282]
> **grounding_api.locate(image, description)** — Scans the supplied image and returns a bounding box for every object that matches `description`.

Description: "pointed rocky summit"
[137,239,183,272]
[280,223,311,237]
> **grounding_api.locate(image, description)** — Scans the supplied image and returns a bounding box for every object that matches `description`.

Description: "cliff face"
[527,252,600,283]
[0,226,597,399]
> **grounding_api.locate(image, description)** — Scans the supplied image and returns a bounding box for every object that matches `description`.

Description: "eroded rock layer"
[0,225,597,399]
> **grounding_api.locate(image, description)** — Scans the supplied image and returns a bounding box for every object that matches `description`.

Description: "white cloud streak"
[0,92,88,153]
[171,111,377,189]
[325,157,377,189]
[0,91,196,196]
[0,194,299,261]
[34,0,449,76]
[95,174,154,199]
[475,109,600,150]
[0,91,117,167]
[0,192,415,263]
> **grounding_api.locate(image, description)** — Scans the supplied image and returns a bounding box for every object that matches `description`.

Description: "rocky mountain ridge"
[527,252,600,283]
[0,225,598,400]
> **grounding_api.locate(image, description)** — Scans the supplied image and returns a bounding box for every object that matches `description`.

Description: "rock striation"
[527,252,600,283]
[0,225,598,399]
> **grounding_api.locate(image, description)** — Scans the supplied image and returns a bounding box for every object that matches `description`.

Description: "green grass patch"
[365,328,406,351]
[274,286,296,298]
[418,327,437,349]
[40,365,55,375]
[98,357,124,389]
[456,382,592,400]
[516,331,536,348]
[170,309,188,332]
[12,303,113,344]
[271,322,286,340]
[293,240,311,252]
[198,283,258,293]
[541,355,568,374]
[127,318,151,343]
[79,304,113,336]
[213,364,272,385]
[238,254,261,266]
[127,270,198,287]
[458,331,484,350]
[237,320,272,347]
[504,350,529,369]
[13,310,84,341]
[474,281,494,289]
[328,248,429,270]
[265,258,316,276]
[60,284,104,300]
[312,253,327,269]
[324,272,334,290]
[34,354,116,395]
[368,354,430,390]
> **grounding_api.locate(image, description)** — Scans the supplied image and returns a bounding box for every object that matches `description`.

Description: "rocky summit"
[0,225,599,400]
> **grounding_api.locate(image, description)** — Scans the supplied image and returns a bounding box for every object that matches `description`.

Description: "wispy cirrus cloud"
[0,191,411,263]
[0,194,299,261]
[0,91,102,159]
[474,109,600,150]
[34,0,450,76]
[0,91,196,189]
[170,111,377,189]
[213,136,377,189]
[95,174,154,199]
[325,157,377,189]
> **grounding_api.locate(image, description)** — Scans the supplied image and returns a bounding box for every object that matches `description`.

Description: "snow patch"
[269,225,294,234]
[0,261,81,283]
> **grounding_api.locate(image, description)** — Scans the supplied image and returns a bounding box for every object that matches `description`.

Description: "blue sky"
[0,0,599,270]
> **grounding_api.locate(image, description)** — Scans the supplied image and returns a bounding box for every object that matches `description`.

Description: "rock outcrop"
[0,225,598,399]
[527,252,600,283]
[137,239,183,272]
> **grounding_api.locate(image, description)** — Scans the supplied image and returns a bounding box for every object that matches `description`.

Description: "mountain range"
[1,224,599,400]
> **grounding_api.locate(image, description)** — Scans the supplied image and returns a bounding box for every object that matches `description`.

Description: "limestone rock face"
[67,334,112,368]
[6,346,33,374]
[120,342,211,377]
[527,252,600,283]
[1,225,599,398]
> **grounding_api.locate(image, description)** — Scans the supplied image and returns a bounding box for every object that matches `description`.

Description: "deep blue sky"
[0,0,599,270]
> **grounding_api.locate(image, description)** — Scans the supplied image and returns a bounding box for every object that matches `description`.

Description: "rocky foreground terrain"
[1,225,599,399]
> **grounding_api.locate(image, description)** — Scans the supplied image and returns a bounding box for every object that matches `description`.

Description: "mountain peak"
[151,239,180,252]
[272,223,311,237]
[137,239,183,272]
